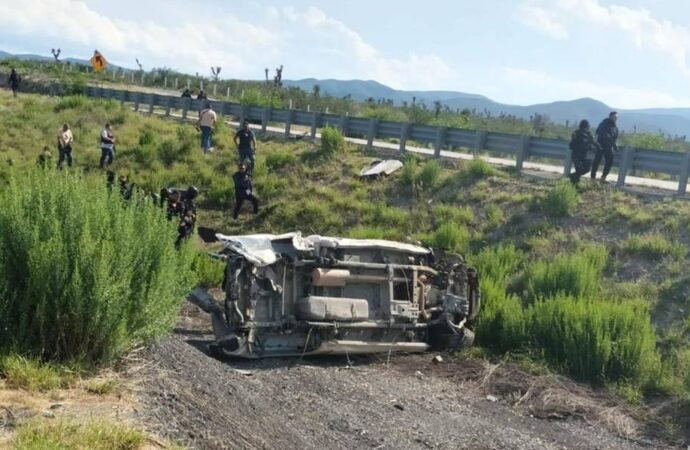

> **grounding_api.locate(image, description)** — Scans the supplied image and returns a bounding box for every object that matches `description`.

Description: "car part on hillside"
[360,159,404,178]
[189,232,480,358]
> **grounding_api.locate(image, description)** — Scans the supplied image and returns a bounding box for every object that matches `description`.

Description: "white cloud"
[516,2,569,39]
[521,0,690,77]
[0,1,454,89]
[503,66,690,108]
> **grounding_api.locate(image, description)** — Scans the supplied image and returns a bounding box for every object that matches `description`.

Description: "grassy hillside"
[1,90,690,404]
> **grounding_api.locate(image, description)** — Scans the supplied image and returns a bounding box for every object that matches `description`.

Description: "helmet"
[186,186,199,200]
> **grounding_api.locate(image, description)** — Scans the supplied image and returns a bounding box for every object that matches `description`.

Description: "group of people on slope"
[196,101,259,221]
[46,123,116,170]
[569,112,619,184]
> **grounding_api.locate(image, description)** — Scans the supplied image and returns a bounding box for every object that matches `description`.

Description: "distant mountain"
[284,79,690,136]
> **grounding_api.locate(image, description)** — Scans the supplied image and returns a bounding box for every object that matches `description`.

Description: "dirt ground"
[130,303,685,450]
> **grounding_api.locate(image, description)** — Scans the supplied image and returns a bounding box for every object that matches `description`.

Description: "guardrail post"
[182,97,190,119]
[311,112,320,138]
[677,150,690,195]
[434,127,447,158]
[239,104,247,125]
[148,95,156,114]
[285,110,294,137]
[399,123,409,154]
[516,135,530,170]
[133,92,141,112]
[340,114,350,136]
[367,119,379,150]
[261,106,270,132]
[474,130,487,151]
[165,96,172,117]
[616,146,633,188]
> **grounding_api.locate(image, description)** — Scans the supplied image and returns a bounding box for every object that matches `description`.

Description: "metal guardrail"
[8,77,690,195]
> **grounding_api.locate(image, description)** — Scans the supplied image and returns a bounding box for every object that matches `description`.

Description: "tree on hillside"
[434,100,442,118]
[51,48,61,63]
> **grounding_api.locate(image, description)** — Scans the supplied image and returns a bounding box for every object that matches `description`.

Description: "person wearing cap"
[57,123,74,169]
[569,119,600,184]
[198,102,217,154]
[99,123,115,169]
[590,111,619,183]
[233,120,256,171]
[232,163,259,220]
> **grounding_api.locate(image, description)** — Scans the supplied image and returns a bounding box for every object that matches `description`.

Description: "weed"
[430,222,471,253]
[622,233,685,259]
[12,419,145,450]
[320,126,345,158]
[0,355,66,392]
[542,179,579,217]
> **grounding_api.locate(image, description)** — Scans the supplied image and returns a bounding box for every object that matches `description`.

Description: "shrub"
[418,160,442,189]
[138,128,157,146]
[0,355,66,392]
[320,126,345,158]
[430,222,471,253]
[192,253,226,288]
[12,420,145,450]
[525,246,607,299]
[0,169,195,363]
[470,244,525,286]
[465,157,498,178]
[54,96,88,112]
[399,158,419,188]
[474,277,527,352]
[527,295,661,385]
[623,233,685,259]
[265,148,297,170]
[432,204,474,226]
[484,204,504,230]
[543,179,579,217]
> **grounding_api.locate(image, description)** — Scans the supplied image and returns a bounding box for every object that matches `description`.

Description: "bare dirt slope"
[132,306,678,450]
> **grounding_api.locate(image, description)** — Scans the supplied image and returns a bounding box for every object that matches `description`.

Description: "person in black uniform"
[569,119,600,184]
[590,111,619,183]
[232,163,259,220]
[7,68,19,97]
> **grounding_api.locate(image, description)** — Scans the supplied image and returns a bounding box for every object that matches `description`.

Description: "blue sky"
[1,0,689,108]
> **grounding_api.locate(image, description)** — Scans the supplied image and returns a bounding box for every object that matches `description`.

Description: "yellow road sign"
[90,50,108,72]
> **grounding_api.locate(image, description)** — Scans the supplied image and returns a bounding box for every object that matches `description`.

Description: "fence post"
[616,146,633,188]
[239,104,247,126]
[367,119,379,151]
[187,79,191,89]
[340,114,350,136]
[516,135,530,171]
[182,97,190,119]
[141,72,145,85]
[148,94,156,114]
[165,96,172,117]
[261,106,270,132]
[200,80,204,91]
[311,112,320,138]
[285,110,294,137]
[399,123,409,154]
[164,77,167,88]
[213,84,217,96]
[131,72,135,84]
[433,127,447,158]
[677,150,690,195]
[175,78,179,89]
[474,130,487,152]
[133,92,141,112]
[226,87,230,98]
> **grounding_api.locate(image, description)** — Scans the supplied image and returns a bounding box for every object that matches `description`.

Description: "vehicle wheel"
[429,328,474,350]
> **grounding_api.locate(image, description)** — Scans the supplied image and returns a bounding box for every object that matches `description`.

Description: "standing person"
[569,120,600,184]
[181,88,192,98]
[37,146,53,168]
[590,111,619,183]
[198,102,217,154]
[57,124,74,169]
[7,68,19,97]
[234,120,256,171]
[99,123,115,169]
[232,163,259,220]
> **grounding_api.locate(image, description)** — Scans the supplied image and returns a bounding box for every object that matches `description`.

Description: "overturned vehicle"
[192,233,480,358]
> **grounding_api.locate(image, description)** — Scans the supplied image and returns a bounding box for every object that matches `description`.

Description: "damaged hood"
[216,232,431,267]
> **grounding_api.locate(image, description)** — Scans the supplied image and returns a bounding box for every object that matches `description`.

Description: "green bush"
[192,253,226,288]
[53,96,88,112]
[475,277,527,352]
[418,160,442,189]
[399,158,419,188]
[0,169,195,363]
[622,233,685,259]
[543,179,579,217]
[430,222,471,253]
[432,204,474,226]
[0,354,67,392]
[320,126,345,158]
[465,157,498,178]
[12,419,146,450]
[265,148,297,170]
[528,295,660,384]
[484,204,504,230]
[470,244,525,285]
[525,246,607,299]
[138,129,157,146]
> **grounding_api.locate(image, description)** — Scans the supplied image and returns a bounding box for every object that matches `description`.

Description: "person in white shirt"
[198,102,217,154]
[57,123,74,169]
[99,123,115,169]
